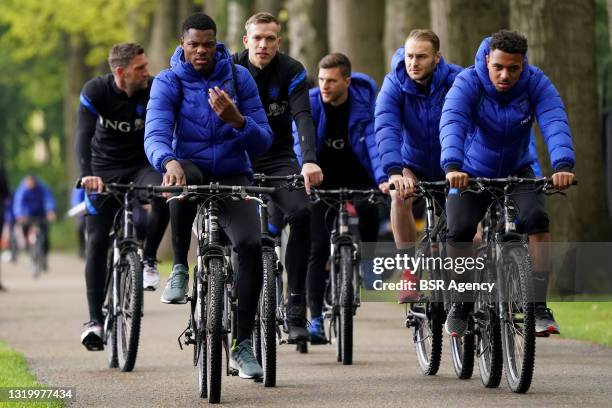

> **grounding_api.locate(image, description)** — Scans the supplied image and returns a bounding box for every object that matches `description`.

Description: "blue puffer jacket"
[145,44,273,176]
[439,37,574,177]
[293,73,386,184]
[12,178,55,218]
[375,48,462,181]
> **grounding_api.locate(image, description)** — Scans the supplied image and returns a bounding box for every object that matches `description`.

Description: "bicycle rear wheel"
[500,245,535,393]
[206,257,224,403]
[116,250,143,372]
[103,250,118,368]
[339,245,354,365]
[475,262,502,388]
[260,250,277,387]
[411,243,443,376]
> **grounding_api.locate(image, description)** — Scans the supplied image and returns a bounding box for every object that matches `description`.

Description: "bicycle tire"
[194,267,207,399]
[116,250,143,372]
[412,243,443,376]
[475,262,503,388]
[206,257,224,403]
[104,249,118,368]
[500,245,535,393]
[261,250,277,387]
[339,245,354,365]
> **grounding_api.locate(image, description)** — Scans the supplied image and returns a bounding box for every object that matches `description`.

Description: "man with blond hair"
[233,12,323,343]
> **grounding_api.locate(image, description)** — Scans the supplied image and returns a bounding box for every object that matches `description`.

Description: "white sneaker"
[143,259,160,291]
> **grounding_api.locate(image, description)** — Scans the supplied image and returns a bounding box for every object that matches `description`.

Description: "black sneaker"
[283,303,309,344]
[535,305,560,335]
[80,321,104,351]
[444,302,472,337]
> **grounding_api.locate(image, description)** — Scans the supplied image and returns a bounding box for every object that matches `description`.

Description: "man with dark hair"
[294,53,386,343]
[232,12,323,343]
[145,13,273,379]
[440,29,575,337]
[375,29,462,302]
[77,42,170,351]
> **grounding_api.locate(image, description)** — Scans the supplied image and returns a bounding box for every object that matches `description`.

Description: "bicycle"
[459,176,575,393]
[250,173,306,386]
[310,187,386,365]
[402,181,448,376]
[156,182,275,404]
[21,216,48,278]
[90,182,151,372]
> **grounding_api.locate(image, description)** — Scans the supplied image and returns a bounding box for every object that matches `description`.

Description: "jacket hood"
[348,73,377,120]
[475,37,530,101]
[390,46,452,96]
[170,43,233,82]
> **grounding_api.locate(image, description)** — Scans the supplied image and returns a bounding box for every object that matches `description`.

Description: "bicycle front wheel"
[339,245,354,365]
[206,257,224,403]
[500,245,535,393]
[116,250,143,372]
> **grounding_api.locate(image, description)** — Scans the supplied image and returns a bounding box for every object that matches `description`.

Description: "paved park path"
[1,253,611,407]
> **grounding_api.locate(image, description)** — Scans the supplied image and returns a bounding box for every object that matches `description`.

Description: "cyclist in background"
[294,53,387,344]
[12,175,56,271]
[439,30,575,337]
[144,13,273,379]
[375,29,462,302]
[233,12,323,343]
[76,42,169,350]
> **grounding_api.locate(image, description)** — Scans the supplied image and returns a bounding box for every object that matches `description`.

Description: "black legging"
[85,165,169,323]
[307,198,380,317]
[255,161,312,305]
[170,160,263,344]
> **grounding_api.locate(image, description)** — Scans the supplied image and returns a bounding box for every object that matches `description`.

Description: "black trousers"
[85,165,169,323]
[254,159,312,305]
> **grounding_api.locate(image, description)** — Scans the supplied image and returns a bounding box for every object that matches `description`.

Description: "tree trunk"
[328,0,385,85]
[254,0,280,16]
[511,0,611,241]
[383,0,430,67]
[431,0,509,67]
[287,0,328,79]
[148,0,177,75]
[227,0,253,53]
[63,35,91,184]
[204,0,228,40]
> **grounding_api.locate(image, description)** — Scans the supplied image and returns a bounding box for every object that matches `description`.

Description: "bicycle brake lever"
[166,195,185,203]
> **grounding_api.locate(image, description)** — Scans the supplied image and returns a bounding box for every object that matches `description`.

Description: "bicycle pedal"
[253,377,263,383]
[228,368,239,376]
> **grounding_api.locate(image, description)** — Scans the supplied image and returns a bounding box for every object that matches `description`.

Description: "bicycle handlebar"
[151,183,276,195]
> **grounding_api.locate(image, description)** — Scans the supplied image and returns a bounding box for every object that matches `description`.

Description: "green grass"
[0,341,63,408]
[550,302,612,347]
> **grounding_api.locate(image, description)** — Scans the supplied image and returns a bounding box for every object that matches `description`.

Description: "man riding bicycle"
[76,43,170,350]
[144,13,273,379]
[12,175,56,270]
[233,12,323,343]
[439,30,575,337]
[375,29,462,302]
[294,53,387,344]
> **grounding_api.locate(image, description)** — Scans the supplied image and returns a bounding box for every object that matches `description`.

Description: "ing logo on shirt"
[324,138,345,150]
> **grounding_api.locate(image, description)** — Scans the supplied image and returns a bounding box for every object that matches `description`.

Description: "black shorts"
[446,166,549,243]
